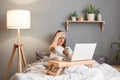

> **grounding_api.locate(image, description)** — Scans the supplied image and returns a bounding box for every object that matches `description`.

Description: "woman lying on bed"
[10,30,120,80]
[49,30,73,60]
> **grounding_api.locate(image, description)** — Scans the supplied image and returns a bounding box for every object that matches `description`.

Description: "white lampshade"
[7,10,30,29]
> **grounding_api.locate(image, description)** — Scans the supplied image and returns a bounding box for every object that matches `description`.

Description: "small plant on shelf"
[82,4,100,21]
[82,5,99,14]
[70,11,78,21]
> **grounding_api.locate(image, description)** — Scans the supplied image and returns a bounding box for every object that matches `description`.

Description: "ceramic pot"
[72,17,77,21]
[87,14,95,21]
[78,16,84,21]
[97,13,102,21]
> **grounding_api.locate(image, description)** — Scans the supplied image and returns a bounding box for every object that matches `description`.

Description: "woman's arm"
[49,32,61,51]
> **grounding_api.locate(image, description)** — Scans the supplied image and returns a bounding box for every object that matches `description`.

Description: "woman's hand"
[55,32,62,39]
[63,49,72,59]
[63,49,69,56]
[55,32,65,39]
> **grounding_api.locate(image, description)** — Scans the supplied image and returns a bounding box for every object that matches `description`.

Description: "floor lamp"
[4,10,30,80]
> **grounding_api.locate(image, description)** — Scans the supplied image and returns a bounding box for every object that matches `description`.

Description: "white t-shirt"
[55,46,72,55]
[50,46,73,59]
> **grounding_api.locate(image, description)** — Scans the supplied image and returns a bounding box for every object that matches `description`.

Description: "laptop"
[71,43,97,61]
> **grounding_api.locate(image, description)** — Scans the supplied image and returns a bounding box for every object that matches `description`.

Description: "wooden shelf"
[66,20,105,32]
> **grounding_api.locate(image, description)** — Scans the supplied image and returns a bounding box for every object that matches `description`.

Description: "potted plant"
[82,5,99,21]
[111,36,120,62]
[70,11,78,21]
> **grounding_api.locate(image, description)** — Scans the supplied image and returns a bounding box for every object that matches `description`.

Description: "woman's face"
[57,32,66,46]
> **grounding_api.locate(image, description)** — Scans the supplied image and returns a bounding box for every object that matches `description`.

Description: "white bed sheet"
[10,58,120,80]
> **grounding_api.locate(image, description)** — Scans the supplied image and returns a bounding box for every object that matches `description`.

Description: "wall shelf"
[66,20,105,32]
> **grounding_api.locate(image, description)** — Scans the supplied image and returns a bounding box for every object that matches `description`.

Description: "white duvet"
[10,59,120,80]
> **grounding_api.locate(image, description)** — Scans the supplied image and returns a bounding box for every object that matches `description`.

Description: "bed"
[10,56,120,80]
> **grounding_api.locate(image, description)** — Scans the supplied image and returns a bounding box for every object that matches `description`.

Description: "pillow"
[93,55,107,64]
[36,51,50,61]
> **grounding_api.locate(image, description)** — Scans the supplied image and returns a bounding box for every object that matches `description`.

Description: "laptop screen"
[71,43,97,61]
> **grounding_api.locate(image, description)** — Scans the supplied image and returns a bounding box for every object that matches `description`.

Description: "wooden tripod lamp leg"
[4,44,27,80]
[17,45,22,73]
[4,45,16,80]
[20,45,27,67]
